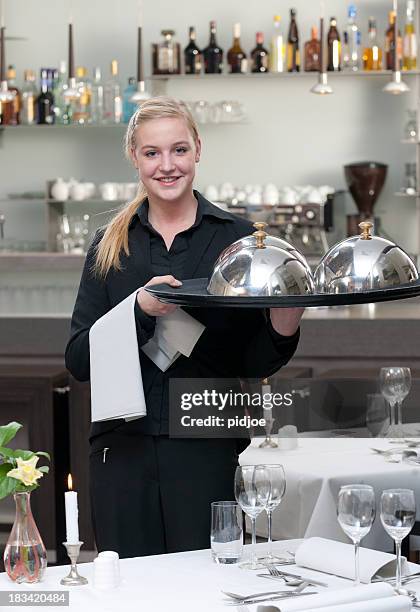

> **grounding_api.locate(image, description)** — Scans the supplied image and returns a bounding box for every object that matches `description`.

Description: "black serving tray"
[145,277,420,308]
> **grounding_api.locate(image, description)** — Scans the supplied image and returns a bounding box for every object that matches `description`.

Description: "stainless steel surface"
[314,222,419,294]
[207,223,315,297]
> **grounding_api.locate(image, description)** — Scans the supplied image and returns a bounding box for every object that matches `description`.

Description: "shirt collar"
[129,189,234,230]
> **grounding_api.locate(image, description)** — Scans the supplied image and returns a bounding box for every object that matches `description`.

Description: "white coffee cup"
[100,182,119,201]
[98,551,120,584]
[69,182,87,201]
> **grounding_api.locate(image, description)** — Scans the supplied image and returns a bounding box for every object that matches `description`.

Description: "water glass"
[380,489,416,591]
[366,394,390,437]
[234,465,270,570]
[211,501,243,564]
[337,485,376,586]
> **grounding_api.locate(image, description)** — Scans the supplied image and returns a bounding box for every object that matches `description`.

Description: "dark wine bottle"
[287,8,300,72]
[251,32,269,73]
[327,17,341,71]
[227,23,247,73]
[36,68,55,124]
[184,26,202,74]
[203,21,223,74]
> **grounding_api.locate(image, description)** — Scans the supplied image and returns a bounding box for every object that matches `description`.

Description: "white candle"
[69,0,73,25]
[1,0,4,28]
[262,382,272,419]
[65,474,79,544]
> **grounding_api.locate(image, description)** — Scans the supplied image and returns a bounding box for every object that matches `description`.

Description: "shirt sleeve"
[65,233,156,382]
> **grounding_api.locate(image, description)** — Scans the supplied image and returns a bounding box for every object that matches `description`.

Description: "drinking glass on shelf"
[337,484,376,586]
[257,464,286,564]
[234,465,270,570]
[380,367,411,438]
[210,501,243,564]
[380,489,416,592]
[366,394,390,438]
[404,109,417,141]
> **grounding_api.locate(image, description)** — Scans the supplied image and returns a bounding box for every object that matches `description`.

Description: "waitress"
[65,96,304,559]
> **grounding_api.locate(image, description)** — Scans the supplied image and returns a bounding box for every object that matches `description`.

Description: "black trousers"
[89,432,241,558]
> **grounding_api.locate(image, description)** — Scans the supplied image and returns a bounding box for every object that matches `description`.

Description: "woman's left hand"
[269,307,305,337]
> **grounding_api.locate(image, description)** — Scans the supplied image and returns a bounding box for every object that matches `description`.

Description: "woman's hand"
[137,275,182,317]
[269,307,305,337]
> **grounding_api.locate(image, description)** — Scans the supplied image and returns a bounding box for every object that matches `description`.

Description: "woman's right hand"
[137,275,182,317]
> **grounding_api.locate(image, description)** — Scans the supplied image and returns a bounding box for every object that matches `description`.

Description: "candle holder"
[259,417,278,448]
[60,541,88,586]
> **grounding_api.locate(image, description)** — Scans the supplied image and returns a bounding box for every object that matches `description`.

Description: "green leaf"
[13,450,35,461]
[38,466,49,474]
[0,447,16,459]
[15,483,38,494]
[0,422,22,447]
[35,451,51,462]
[0,464,17,500]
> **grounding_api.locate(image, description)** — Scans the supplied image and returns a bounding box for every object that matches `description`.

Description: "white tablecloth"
[1,541,416,612]
[240,437,420,551]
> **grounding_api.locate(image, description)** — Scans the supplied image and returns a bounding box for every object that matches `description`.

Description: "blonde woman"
[65,96,303,558]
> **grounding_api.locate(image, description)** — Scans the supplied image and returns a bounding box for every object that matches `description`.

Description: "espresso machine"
[344,162,388,236]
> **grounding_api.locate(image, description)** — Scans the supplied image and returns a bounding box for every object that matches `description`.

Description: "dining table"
[240,436,420,552]
[0,540,417,612]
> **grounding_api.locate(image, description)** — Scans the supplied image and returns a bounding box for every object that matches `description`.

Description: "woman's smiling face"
[132,117,201,203]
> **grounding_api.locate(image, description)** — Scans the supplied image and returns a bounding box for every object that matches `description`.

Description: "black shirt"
[65,191,300,439]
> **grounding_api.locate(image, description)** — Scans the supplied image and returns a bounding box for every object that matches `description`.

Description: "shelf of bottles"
[151,5,418,78]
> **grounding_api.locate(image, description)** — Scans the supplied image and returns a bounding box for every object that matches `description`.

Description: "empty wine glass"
[380,367,411,438]
[258,464,286,564]
[366,394,390,438]
[380,489,416,592]
[234,465,270,570]
[337,485,376,586]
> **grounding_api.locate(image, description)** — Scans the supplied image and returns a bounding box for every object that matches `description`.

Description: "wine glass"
[366,394,390,438]
[258,464,286,564]
[337,485,376,586]
[380,489,416,592]
[234,465,270,570]
[379,367,411,438]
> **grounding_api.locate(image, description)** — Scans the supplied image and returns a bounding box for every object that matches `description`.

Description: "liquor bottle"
[304,26,321,72]
[72,67,91,125]
[4,65,20,125]
[184,26,202,74]
[385,11,402,70]
[344,5,361,71]
[363,18,383,70]
[53,60,71,125]
[227,23,247,73]
[91,67,104,125]
[104,60,123,124]
[342,31,350,69]
[21,70,38,125]
[123,77,137,123]
[403,0,417,70]
[270,15,284,72]
[251,32,269,73]
[36,68,55,124]
[203,21,223,74]
[152,30,181,75]
[327,17,341,71]
[287,9,300,72]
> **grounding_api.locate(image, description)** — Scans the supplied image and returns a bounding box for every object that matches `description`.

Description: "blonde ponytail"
[94,96,200,278]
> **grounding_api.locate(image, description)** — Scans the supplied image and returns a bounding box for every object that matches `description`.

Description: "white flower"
[7,456,43,487]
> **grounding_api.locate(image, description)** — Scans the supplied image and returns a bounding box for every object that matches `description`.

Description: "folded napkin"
[295,538,411,584]
[89,292,206,421]
[142,308,205,372]
[256,583,408,612]
[90,290,147,422]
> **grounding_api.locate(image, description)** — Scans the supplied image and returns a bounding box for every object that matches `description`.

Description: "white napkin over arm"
[89,290,147,422]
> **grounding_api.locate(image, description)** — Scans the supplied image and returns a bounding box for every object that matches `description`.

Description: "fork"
[263,565,328,588]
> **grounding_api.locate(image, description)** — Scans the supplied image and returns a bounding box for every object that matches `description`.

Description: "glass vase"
[3,492,47,583]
